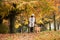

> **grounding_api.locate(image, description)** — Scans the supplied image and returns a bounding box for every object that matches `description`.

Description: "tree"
[0,1,20,33]
[8,3,21,33]
[17,0,56,31]
[0,15,3,24]
[0,1,11,23]
[0,0,58,33]
[53,12,56,31]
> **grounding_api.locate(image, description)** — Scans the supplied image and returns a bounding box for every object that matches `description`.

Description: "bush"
[22,26,28,32]
[0,24,9,33]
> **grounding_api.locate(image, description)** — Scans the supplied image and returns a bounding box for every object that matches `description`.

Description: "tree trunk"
[53,13,56,31]
[49,22,51,31]
[0,15,3,24]
[9,15,15,33]
[57,24,59,30]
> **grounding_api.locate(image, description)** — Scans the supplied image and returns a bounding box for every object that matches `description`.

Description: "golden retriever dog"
[34,24,41,33]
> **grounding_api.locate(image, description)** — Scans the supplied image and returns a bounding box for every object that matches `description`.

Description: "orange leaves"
[0,0,57,24]
[0,31,60,40]
[16,1,54,24]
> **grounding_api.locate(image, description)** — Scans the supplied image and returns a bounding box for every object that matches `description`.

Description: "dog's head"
[35,24,38,27]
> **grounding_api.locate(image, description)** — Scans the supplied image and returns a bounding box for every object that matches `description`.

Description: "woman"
[29,14,35,32]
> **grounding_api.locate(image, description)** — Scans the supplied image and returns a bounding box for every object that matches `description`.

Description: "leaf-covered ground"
[0,31,60,40]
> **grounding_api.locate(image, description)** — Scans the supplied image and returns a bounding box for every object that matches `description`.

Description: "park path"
[0,31,60,40]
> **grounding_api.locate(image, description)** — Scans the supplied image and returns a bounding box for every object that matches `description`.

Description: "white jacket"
[29,17,35,27]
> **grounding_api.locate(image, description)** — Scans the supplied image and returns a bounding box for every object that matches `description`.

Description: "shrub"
[0,24,9,33]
